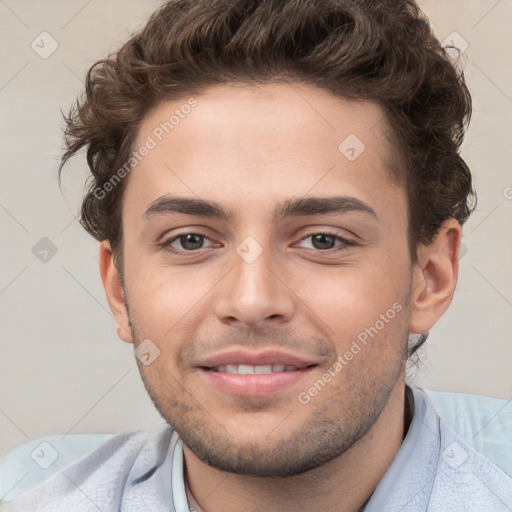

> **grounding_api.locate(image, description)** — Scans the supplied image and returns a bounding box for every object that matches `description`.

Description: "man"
[3,0,511,510]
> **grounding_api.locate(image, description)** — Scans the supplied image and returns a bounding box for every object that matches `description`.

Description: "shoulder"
[424,387,512,477]
[427,418,512,511]
[0,426,174,512]
[413,387,512,511]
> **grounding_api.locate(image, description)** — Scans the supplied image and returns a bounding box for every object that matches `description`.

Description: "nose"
[213,241,296,329]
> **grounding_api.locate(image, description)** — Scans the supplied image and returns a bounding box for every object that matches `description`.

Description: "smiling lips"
[198,349,318,396]
[211,364,299,374]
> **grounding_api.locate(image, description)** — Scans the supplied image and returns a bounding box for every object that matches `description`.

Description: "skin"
[100,82,461,512]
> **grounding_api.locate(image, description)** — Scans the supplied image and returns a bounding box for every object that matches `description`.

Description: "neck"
[183,379,410,512]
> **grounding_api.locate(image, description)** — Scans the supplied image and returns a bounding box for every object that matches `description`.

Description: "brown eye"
[161,232,214,254]
[310,233,337,250]
[175,233,205,250]
[298,232,354,253]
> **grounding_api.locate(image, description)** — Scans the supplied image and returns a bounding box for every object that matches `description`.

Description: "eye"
[161,232,215,254]
[297,232,354,253]
[160,231,355,256]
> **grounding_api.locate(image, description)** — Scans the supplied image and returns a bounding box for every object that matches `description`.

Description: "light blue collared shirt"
[2,386,512,511]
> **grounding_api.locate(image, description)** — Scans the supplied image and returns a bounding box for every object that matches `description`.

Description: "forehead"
[125,82,406,224]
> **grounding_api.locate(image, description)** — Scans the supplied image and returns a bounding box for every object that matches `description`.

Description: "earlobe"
[99,241,133,344]
[408,219,462,335]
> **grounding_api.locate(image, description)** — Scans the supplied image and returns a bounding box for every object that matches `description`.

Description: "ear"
[408,219,462,334]
[99,241,133,343]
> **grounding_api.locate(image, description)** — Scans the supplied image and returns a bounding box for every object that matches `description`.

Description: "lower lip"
[199,367,316,397]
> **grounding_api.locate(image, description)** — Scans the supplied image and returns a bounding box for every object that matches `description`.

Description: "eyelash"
[160,231,355,257]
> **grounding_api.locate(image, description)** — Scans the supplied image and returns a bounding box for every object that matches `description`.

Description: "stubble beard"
[132,330,406,477]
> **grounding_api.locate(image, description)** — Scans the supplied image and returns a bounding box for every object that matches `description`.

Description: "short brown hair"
[60,0,475,282]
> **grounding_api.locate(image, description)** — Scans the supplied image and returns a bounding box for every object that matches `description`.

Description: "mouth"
[209,364,302,374]
[197,349,319,396]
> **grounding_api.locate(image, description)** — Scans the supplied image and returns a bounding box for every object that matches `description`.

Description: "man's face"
[119,82,414,475]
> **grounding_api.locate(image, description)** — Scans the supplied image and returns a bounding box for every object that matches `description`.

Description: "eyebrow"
[144,195,378,221]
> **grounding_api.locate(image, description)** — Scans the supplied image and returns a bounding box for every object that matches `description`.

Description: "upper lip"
[198,349,319,369]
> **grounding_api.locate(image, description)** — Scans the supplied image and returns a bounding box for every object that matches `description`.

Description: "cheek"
[125,263,215,342]
[308,274,409,374]
[295,261,407,327]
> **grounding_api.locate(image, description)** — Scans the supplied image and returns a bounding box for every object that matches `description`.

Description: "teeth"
[212,364,298,374]
[238,364,255,375]
[255,365,272,374]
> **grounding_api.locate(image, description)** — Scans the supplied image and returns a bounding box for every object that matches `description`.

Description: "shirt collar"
[363,385,441,511]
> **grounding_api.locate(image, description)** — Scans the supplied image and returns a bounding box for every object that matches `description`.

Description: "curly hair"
[59,0,475,356]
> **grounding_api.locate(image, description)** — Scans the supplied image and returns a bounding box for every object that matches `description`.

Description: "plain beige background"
[0,0,511,458]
